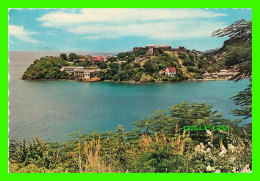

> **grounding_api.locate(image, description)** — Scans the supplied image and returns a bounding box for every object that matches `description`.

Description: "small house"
[165,67,176,77]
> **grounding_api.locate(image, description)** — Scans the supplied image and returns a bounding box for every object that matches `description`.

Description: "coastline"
[20,77,236,84]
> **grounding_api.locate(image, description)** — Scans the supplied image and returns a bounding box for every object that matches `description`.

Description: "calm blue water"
[9,52,251,142]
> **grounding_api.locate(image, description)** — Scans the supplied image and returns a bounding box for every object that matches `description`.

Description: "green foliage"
[187,66,205,74]
[97,62,108,69]
[22,57,69,80]
[182,55,195,67]
[207,59,226,73]
[10,137,63,170]
[132,146,184,173]
[77,61,91,67]
[60,53,67,60]
[212,19,252,81]
[99,50,203,82]
[140,73,155,83]
[133,62,141,68]
[68,53,78,62]
[231,83,252,119]
[117,50,146,61]
[134,101,232,144]
[143,61,159,75]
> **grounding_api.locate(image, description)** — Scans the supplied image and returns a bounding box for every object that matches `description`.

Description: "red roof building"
[167,67,176,72]
[93,57,104,61]
[165,67,176,77]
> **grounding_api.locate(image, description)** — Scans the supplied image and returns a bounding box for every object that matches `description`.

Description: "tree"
[78,61,91,68]
[231,83,252,119]
[212,19,252,81]
[143,61,159,74]
[108,57,117,62]
[97,62,108,69]
[134,101,231,142]
[133,63,141,68]
[60,53,67,61]
[212,20,252,120]
[68,53,78,62]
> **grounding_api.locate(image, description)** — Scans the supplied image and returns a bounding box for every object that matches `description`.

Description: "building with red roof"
[92,57,104,65]
[165,67,176,77]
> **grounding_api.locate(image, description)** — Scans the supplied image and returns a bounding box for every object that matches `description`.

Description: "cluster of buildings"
[159,67,177,77]
[60,66,101,79]
[73,55,114,65]
[134,57,146,63]
[203,69,238,79]
[133,44,202,55]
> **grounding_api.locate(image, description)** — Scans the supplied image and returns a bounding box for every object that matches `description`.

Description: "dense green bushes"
[9,102,252,173]
[22,57,69,80]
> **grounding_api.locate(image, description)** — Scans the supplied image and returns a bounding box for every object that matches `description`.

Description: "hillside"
[22,57,70,80]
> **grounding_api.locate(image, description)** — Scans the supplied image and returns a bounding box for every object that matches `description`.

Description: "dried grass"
[138,125,190,155]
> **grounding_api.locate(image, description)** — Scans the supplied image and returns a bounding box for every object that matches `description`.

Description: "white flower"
[195,143,206,153]
[206,148,211,153]
[206,165,214,172]
[206,130,213,136]
[240,164,251,173]
[215,169,221,173]
[228,144,236,153]
[229,156,236,163]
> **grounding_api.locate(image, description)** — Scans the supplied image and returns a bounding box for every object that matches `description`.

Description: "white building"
[60,66,101,79]
[165,67,176,77]
[74,68,101,79]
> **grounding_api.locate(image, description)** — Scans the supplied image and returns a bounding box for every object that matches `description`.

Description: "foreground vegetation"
[9,101,252,173]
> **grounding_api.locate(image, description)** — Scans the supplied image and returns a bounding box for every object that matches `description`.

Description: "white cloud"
[37,8,227,40]
[8,25,39,43]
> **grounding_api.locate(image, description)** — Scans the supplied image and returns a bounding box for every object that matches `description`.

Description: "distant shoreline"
[20,77,249,84]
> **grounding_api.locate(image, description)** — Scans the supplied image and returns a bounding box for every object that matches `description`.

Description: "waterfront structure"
[203,69,238,79]
[74,68,101,79]
[60,66,101,79]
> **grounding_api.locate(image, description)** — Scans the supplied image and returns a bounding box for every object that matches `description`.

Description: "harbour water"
[8,51,251,142]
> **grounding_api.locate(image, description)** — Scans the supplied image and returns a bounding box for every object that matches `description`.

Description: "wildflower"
[229,156,236,163]
[240,164,251,173]
[195,143,206,153]
[206,130,213,137]
[205,148,211,153]
[207,142,213,146]
[215,169,221,173]
[206,165,214,172]
[228,144,236,153]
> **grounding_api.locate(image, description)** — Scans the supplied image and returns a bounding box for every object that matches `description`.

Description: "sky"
[8,8,252,52]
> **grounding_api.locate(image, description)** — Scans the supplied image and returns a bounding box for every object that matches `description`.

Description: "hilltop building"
[133,44,188,55]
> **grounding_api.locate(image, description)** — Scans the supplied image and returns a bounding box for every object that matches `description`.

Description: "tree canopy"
[212,19,252,81]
